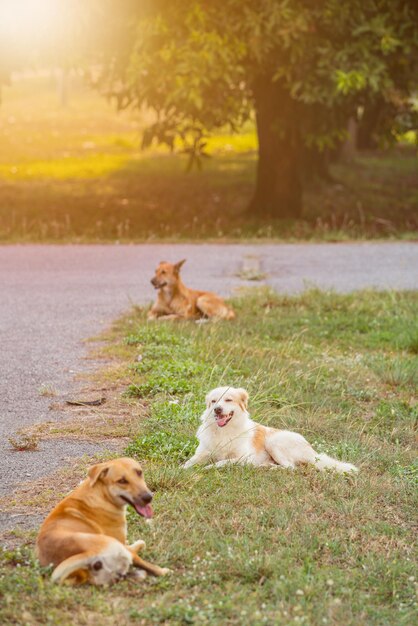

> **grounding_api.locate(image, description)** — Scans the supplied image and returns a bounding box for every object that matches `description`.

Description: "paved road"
[0,242,416,507]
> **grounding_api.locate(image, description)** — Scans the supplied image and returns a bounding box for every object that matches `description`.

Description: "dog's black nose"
[214,406,222,415]
[151,278,157,286]
[142,491,153,503]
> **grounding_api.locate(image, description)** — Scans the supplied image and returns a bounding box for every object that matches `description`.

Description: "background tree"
[95,0,418,218]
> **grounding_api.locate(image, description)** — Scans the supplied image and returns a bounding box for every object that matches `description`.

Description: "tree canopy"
[95,0,418,217]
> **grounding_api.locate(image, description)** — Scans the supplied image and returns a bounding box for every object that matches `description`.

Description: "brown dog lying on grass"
[36,457,170,585]
[148,259,235,321]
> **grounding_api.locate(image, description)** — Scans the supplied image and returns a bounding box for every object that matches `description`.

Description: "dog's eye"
[225,398,232,402]
[211,399,216,403]
[135,469,143,477]
[117,477,128,485]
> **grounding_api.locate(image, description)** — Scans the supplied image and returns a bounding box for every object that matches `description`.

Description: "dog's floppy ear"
[174,259,186,273]
[88,463,110,486]
[236,388,249,410]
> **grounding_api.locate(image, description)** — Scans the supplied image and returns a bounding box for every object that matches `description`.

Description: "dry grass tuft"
[8,432,40,452]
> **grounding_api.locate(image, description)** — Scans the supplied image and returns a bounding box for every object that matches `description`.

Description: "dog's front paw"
[129,539,146,552]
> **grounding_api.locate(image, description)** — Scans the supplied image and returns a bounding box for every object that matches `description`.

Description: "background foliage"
[95,0,418,215]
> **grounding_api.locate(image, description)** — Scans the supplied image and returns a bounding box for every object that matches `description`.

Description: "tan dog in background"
[36,457,169,585]
[148,259,235,321]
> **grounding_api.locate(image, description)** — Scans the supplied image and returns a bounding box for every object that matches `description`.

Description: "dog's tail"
[314,453,358,474]
[51,552,93,585]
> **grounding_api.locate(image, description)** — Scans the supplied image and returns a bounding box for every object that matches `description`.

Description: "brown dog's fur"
[148,259,235,321]
[36,458,169,585]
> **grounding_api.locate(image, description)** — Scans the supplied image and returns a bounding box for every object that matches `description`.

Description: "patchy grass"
[7,431,40,452]
[399,329,418,355]
[126,431,197,464]
[0,74,417,241]
[21,397,145,443]
[368,356,418,389]
[1,289,417,625]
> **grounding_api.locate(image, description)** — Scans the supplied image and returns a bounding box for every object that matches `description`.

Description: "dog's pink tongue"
[216,416,229,427]
[134,503,153,518]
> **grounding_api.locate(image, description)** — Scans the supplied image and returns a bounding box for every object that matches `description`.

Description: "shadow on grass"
[0,148,417,241]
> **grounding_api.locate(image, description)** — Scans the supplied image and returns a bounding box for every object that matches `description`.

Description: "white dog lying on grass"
[183,386,358,473]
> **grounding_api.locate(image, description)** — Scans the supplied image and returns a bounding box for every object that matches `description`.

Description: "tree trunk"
[249,77,302,219]
[357,102,383,150]
[342,117,358,159]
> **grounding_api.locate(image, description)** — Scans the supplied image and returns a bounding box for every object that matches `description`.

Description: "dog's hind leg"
[265,431,312,469]
[51,551,95,585]
[130,552,170,577]
[196,295,235,320]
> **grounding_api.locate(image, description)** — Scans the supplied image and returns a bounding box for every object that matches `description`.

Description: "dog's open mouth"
[151,281,167,290]
[215,412,233,428]
[121,496,153,519]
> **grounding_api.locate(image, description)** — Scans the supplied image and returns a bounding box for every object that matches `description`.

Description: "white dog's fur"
[183,386,358,473]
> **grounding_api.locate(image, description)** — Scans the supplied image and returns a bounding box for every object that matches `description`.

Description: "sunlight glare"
[0,0,65,47]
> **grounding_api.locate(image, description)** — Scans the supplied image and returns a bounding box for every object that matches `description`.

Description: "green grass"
[1,289,417,625]
[0,74,417,241]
